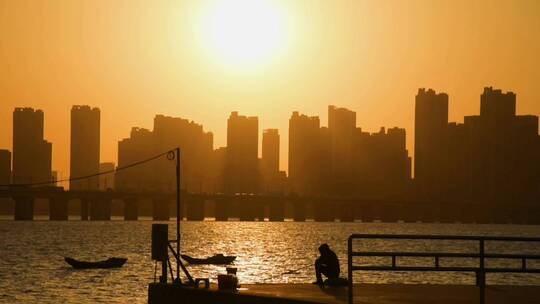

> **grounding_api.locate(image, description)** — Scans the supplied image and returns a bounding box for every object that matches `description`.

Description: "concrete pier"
[124,198,139,221]
[215,198,231,221]
[148,283,540,304]
[186,196,205,221]
[14,196,34,220]
[238,198,264,221]
[80,199,89,220]
[153,199,170,221]
[338,203,355,222]
[90,198,111,220]
[49,197,68,220]
[292,200,307,221]
[313,200,335,222]
[268,199,285,221]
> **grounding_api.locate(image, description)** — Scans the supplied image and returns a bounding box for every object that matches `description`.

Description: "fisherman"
[313,243,340,285]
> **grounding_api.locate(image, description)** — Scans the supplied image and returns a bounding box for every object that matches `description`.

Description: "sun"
[199,0,287,68]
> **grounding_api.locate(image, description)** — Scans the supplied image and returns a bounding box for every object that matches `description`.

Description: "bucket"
[217,274,238,290]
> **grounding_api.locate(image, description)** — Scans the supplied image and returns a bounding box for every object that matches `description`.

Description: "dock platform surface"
[148,283,540,304]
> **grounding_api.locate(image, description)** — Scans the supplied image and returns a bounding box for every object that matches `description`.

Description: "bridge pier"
[380,203,400,223]
[399,202,418,223]
[152,198,170,221]
[313,199,336,222]
[80,199,89,220]
[14,196,34,220]
[238,197,263,221]
[124,198,139,221]
[186,196,205,221]
[338,202,355,222]
[49,197,69,220]
[90,198,111,220]
[268,198,285,221]
[292,199,307,222]
[215,198,231,221]
[437,203,453,223]
[357,203,374,222]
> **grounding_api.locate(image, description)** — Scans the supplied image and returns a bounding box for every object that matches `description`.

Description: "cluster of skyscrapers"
[1,87,539,204]
[415,87,540,203]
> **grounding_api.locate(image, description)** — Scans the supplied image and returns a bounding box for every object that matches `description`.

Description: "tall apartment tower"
[152,115,214,192]
[12,108,52,184]
[414,89,449,198]
[224,112,259,194]
[116,128,155,191]
[262,129,279,173]
[70,106,100,190]
[465,87,539,202]
[261,129,283,193]
[480,87,516,120]
[328,105,356,179]
[289,112,323,195]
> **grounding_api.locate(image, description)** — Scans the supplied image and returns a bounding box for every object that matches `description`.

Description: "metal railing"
[347,234,540,304]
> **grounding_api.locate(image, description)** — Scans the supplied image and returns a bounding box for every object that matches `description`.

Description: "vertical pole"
[348,236,353,304]
[479,239,485,304]
[176,148,181,283]
[161,259,168,284]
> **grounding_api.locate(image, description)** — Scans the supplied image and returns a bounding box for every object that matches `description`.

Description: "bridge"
[1,187,539,224]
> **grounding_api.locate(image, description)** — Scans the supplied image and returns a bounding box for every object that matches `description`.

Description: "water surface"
[1,219,540,303]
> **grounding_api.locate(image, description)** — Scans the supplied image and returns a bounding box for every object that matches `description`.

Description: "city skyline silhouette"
[2,1,540,183]
[1,86,539,202]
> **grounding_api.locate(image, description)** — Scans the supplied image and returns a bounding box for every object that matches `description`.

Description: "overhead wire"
[0,149,175,188]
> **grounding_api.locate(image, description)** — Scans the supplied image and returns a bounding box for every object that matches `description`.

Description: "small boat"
[181,254,236,265]
[64,257,127,269]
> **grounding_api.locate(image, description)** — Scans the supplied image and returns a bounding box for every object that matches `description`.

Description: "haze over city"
[1,0,540,178]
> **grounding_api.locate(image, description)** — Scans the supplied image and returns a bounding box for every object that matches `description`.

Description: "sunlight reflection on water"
[1,220,540,303]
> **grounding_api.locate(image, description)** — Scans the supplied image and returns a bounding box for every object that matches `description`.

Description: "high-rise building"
[480,87,516,120]
[262,129,279,173]
[352,127,411,197]
[116,128,155,191]
[261,129,285,193]
[414,87,540,203]
[12,108,52,184]
[328,105,356,179]
[152,115,213,192]
[464,87,540,202]
[0,150,11,186]
[224,112,259,194]
[289,112,325,195]
[209,147,227,193]
[70,105,100,190]
[116,115,214,193]
[414,88,449,199]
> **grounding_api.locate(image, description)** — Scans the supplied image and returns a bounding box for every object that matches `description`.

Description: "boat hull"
[180,254,236,265]
[64,257,127,269]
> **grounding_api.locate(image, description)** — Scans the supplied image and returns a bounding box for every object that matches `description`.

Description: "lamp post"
[174,148,181,283]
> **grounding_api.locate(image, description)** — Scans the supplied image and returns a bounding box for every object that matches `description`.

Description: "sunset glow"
[198,0,288,68]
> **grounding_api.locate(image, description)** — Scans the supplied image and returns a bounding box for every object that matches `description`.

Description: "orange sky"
[1,0,539,178]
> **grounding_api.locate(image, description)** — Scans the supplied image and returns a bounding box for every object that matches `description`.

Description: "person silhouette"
[314,243,340,285]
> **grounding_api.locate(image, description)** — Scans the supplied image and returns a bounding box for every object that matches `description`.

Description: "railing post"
[348,236,353,304]
[478,239,485,304]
